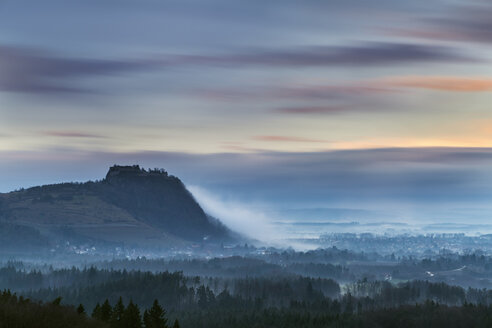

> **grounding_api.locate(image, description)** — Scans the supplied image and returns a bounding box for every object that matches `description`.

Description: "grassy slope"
[0,182,187,248]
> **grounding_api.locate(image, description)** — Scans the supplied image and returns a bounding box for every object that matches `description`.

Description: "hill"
[0,165,234,254]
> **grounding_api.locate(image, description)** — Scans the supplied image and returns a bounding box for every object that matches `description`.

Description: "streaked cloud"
[0,42,474,95]
[197,84,390,102]
[390,2,492,44]
[0,45,147,94]
[254,135,326,143]
[166,43,471,67]
[382,76,492,92]
[275,106,351,115]
[42,131,106,138]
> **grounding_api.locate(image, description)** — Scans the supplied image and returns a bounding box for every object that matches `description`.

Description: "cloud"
[275,105,351,115]
[42,131,106,138]
[382,76,492,92]
[220,144,262,152]
[0,42,473,95]
[198,74,492,115]
[261,76,492,115]
[169,42,470,67]
[254,135,327,143]
[0,45,147,94]
[188,185,284,243]
[198,84,391,102]
[390,2,492,44]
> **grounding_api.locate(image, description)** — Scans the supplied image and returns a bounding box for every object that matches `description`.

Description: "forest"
[1,260,492,328]
[2,286,492,328]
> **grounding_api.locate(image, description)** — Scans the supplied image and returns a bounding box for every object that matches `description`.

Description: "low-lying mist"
[188,185,285,244]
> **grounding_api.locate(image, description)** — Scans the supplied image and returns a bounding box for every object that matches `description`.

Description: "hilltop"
[0,165,235,254]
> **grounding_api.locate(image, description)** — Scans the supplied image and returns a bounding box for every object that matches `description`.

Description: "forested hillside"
[0,165,234,253]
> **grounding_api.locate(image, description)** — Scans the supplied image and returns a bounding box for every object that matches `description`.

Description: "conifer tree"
[143,299,168,328]
[76,303,85,315]
[122,300,142,328]
[100,299,113,322]
[110,297,125,328]
[51,296,62,306]
[92,302,102,319]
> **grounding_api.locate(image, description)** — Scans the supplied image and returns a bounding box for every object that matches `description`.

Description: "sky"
[1,0,492,229]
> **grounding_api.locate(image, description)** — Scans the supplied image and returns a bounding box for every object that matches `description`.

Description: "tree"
[172,319,180,328]
[110,297,125,328]
[122,300,142,328]
[51,296,62,306]
[77,303,85,315]
[92,303,102,319]
[197,285,209,308]
[101,299,113,322]
[143,299,168,328]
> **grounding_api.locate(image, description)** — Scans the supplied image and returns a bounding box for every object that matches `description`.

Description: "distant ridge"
[0,165,235,252]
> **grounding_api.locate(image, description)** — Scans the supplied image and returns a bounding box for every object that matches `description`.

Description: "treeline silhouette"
[0,290,177,328]
[177,302,492,328]
[92,250,492,288]
[20,269,340,311]
[3,288,492,328]
[96,256,351,280]
[0,290,105,328]
[3,265,492,309]
[3,264,492,328]
[1,266,491,314]
[91,297,179,328]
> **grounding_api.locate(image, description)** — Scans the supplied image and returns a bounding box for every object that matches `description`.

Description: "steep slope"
[0,165,233,250]
[100,165,228,240]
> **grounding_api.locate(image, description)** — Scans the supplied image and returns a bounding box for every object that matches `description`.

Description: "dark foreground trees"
[143,299,168,328]
[92,297,173,328]
[176,302,492,328]
[2,288,492,328]
[0,290,106,328]
[0,290,175,328]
